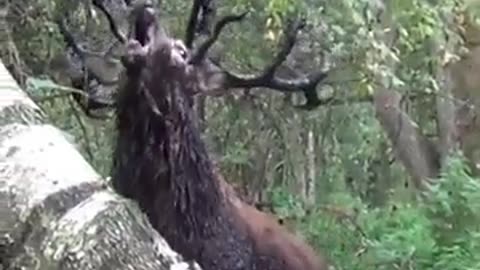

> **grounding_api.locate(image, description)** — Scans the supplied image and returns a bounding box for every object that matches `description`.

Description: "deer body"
[112,6,328,270]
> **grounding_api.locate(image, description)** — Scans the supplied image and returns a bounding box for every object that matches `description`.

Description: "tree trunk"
[305,129,316,206]
[373,89,440,189]
[0,60,200,270]
[448,17,480,174]
[291,113,306,197]
[436,64,458,164]
[371,0,440,189]
[431,11,460,166]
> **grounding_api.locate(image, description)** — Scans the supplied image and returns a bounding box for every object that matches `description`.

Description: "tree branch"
[49,0,131,118]
[55,18,88,59]
[55,18,116,117]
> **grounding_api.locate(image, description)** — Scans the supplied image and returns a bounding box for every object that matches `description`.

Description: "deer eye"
[173,41,188,60]
[179,49,188,60]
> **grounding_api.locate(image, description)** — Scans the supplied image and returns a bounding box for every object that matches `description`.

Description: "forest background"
[3,0,480,269]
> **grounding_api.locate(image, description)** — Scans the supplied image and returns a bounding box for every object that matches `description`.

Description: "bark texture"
[373,89,440,188]
[0,60,201,270]
[448,17,480,174]
[371,1,441,189]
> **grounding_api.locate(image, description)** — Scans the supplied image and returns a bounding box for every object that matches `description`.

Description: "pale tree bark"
[374,91,440,189]
[304,129,316,206]
[433,10,461,166]
[0,61,201,270]
[448,15,480,174]
[436,64,458,164]
[371,1,440,189]
[283,105,306,194]
[449,46,480,173]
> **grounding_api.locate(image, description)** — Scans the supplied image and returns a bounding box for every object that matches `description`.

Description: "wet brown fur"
[112,7,328,270]
[215,169,329,269]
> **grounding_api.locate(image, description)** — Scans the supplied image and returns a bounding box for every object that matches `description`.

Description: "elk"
[111,4,329,270]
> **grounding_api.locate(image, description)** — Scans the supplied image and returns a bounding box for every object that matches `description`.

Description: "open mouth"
[132,5,156,47]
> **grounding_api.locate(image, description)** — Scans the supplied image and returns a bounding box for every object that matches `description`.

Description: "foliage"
[269,155,480,269]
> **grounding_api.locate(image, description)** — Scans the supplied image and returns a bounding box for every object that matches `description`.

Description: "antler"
[55,0,331,114]
[92,0,127,43]
[185,0,202,48]
[185,0,217,48]
[189,12,248,65]
[191,14,329,109]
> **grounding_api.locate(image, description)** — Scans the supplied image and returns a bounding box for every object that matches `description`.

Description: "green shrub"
[268,154,480,269]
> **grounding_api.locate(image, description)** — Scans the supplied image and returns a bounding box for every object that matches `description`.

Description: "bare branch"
[49,0,131,119]
[55,18,116,117]
[189,12,248,64]
[92,0,127,43]
[55,18,112,84]
[55,18,88,59]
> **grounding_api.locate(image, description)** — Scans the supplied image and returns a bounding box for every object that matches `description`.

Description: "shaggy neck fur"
[111,39,255,269]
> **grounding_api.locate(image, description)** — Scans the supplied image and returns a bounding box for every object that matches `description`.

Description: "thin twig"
[32,93,71,103]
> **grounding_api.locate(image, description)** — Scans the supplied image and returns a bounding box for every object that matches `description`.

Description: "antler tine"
[262,17,306,77]
[189,11,248,65]
[92,0,127,43]
[210,16,328,108]
[185,0,202,48]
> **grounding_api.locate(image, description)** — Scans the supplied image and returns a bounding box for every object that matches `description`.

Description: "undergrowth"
[269,154,480,269]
